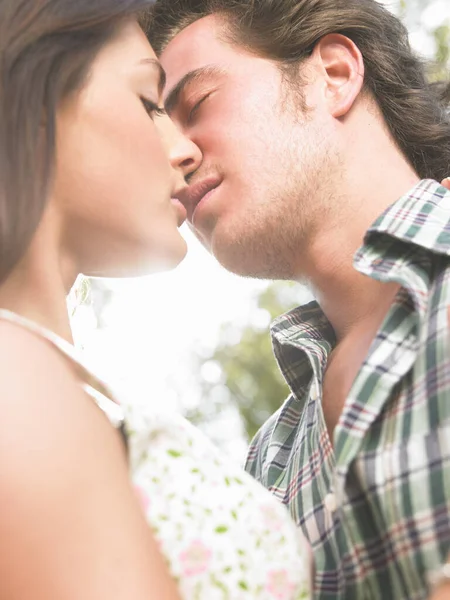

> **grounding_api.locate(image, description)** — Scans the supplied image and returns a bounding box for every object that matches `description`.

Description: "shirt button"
[324,492,337,513]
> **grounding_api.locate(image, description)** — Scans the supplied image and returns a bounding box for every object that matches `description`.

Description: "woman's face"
[52,20,201,277]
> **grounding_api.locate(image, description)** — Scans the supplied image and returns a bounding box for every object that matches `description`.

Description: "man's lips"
[175,176,222,223]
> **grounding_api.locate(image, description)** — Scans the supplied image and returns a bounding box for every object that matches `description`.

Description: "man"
[147,0,450,597]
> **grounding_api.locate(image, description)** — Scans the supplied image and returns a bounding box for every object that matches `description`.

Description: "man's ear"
[312,33,364,118]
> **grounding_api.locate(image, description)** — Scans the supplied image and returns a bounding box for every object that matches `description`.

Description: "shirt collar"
[271,179,450,360]
[359,178,450,260]
[354,179,450,315]
[270,301,335,394]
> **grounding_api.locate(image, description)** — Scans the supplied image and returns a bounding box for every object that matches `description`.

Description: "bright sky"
[71,228,269,460]
[71,0,449,462]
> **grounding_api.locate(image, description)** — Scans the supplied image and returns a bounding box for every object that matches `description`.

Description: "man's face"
[161,15,339,279]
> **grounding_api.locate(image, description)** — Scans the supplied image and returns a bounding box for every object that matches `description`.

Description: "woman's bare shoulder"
[0,319,180,599]
[0,317,118,485]
[0,318,91,432]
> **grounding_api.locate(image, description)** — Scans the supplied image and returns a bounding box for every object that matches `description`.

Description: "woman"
[0,1,309,598]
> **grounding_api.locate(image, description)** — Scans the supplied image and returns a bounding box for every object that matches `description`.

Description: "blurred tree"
[186,282,312,441]
[69,277,113,324]
[433,23,450,79]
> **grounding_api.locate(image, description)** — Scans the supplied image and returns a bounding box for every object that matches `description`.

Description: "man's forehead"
[159,15,233,88]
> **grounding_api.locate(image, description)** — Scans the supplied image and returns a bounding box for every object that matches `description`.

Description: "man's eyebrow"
[164,66,225,114]
[139,58,167,95]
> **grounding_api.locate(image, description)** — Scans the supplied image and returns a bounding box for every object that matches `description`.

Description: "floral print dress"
[0,309,310,600]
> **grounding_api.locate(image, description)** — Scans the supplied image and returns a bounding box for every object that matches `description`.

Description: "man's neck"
[297,157,420,341]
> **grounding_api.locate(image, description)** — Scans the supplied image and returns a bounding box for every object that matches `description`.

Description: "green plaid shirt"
[245,179,450,599]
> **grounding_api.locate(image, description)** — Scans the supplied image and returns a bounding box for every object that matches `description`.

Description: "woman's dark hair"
[148,0,450,184]
[0,0,154,283]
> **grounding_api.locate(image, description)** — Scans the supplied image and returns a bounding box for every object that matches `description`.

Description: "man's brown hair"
[148,0,450,182]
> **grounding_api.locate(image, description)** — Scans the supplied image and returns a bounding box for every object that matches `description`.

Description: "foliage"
[186,283,310,441]
[432,23,450,80]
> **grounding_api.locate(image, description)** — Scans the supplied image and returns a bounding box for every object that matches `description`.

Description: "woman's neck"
[0,251,76,344]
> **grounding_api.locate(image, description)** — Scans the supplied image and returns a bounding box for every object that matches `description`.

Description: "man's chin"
[189,216,278,278]
[208,225,295,280]
[209,236,264,279]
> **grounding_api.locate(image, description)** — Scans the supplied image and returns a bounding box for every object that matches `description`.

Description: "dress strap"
[0,309,124,428]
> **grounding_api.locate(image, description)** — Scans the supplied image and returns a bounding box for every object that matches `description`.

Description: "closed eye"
[140,96,166,119]
[187,93,211,124]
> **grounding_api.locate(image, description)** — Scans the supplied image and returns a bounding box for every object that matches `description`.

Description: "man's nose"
[164,119,203,181]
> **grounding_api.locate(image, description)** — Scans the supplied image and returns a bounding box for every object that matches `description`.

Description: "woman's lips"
[175,176,223,223]
[170,197,187,226]
[191,185,220,226]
